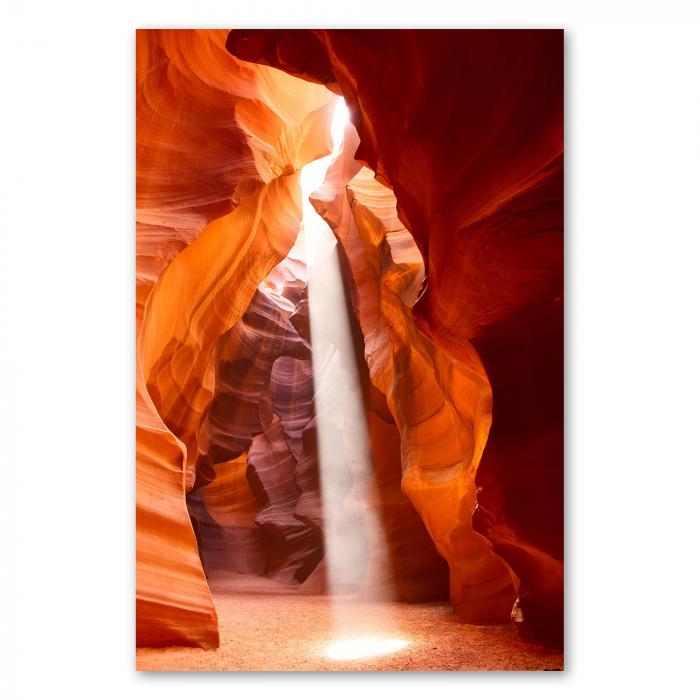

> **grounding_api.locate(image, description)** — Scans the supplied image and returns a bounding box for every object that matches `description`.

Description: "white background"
[1,1,699,697]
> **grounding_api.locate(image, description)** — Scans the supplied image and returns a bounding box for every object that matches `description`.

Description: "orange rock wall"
[136,29,335,647]
[188,277,324,585]
[312,157,514,621]
[186,240,450,602]
[227,29,564,647]
[137,28,563,650]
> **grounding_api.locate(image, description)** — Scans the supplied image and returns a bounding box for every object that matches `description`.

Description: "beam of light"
[260,96,406,659]
[257,99,349,304]
[299,98,395,600]
[286,98,400,619]
[325,637,410,661]
[242,94,412,667]
[287,96,349,266]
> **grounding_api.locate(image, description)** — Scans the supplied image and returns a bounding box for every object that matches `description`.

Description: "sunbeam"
[300,98,397,617]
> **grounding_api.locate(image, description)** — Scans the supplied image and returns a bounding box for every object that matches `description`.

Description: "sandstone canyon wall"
[136,29,564,651]
[309,142,515,622]
[136,29,337,647]
[226,29,564,648]
[136,29,453,649]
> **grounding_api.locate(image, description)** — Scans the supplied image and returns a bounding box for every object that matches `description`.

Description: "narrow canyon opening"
[183,96,446,661]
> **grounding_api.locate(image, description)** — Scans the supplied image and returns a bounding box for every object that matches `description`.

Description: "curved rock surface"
[227,29,564,647]
[187,242,450,601]
[136,29,336,647]
[137,31,448,645]
[136,29,563,651]
[312,160,513,621]
[188,272,324,586]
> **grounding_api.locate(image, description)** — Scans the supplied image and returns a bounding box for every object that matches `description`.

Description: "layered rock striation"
[136,28,564,650]
[310,142,514,620]
[136,29,336,647]
[188,268,324,586]
[136,29,453,648]
[226,29,564,647]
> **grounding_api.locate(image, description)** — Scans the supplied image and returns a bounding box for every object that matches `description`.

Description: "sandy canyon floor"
[136,592,563,672]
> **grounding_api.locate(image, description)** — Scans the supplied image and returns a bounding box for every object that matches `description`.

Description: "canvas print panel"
[135,28,564,671]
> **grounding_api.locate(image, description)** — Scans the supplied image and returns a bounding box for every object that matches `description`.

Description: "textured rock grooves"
[136,29,337,648]
[136,29,563,652]
[226,29,564,648]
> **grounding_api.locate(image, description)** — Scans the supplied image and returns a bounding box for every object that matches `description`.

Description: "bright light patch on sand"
[326,638,410,661]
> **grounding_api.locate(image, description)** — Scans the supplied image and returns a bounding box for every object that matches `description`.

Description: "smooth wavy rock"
[137,28,563,651]
[183,125,451,604]
[186,454,269,579]
[312,162,513,620]
[136,29,335,647]
[227,29,564,646]
[135,374,219,648]
[187,278,324,585]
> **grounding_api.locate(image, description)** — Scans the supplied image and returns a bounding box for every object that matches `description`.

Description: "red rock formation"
[136,30,450,647]
[188,274,324,585]
[136,29,336,647]
[187,240,450,601]
[226,29,564,647]
[136,28,563,651]
[186,454,269,579]
[312,159,513,621]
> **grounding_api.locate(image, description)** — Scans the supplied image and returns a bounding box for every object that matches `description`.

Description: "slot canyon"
[135,29,563,671]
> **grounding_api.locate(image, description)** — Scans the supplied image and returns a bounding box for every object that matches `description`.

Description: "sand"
[136,592,563,672]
